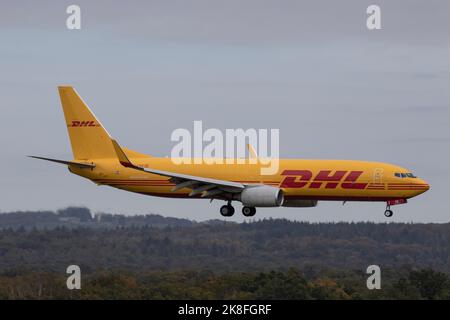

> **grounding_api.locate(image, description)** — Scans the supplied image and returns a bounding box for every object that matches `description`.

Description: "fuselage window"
[395,172,417,178]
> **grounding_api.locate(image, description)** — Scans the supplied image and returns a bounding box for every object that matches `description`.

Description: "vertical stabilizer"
[58,86,115,160]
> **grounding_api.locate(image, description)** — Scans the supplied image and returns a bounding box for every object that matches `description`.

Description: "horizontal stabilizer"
[28,156,95,169]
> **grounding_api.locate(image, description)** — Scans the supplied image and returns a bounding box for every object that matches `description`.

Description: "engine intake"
[239,185,284,207]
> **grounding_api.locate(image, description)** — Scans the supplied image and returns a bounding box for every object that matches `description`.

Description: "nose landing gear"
[384,204,393,217]
[383,199,407,218]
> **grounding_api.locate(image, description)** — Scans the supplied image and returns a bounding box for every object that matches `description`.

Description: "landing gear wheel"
[384,209,393,218]
[242,206,256,217]
[384,203,393,218]
[220,205,235,217]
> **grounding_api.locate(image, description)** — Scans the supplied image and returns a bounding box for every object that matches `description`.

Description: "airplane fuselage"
[70,157,429,202]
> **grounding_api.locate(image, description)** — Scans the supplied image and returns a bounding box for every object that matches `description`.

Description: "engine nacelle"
[239,185,284,207]
[282,199,318,207]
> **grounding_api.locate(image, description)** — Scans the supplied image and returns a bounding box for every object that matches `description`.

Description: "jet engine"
[238,185,284,207]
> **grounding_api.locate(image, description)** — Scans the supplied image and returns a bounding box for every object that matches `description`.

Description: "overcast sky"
[0,1,449,222]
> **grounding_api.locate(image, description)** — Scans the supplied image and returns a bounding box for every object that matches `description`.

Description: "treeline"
[0,207,194,230]
[0,213,450,273]
[1,268,449,300]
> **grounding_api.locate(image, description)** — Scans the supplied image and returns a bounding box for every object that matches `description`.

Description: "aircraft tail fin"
[58,86,116,160]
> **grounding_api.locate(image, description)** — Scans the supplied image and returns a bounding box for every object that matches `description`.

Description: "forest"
[1,268,449,299]
[0,207,449,299]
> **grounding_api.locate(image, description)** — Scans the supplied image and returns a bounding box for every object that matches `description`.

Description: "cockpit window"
[394,172,417,178]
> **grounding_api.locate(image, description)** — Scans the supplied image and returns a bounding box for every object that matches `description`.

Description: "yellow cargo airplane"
[30,87,429,218]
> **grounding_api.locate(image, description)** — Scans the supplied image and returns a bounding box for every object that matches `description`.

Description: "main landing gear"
[219,201,257,217]
[220,202,235,217]
[384,204,393,218]
[242,206,256,217]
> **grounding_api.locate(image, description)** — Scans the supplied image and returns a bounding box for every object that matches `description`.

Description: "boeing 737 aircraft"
[30,87,429,218]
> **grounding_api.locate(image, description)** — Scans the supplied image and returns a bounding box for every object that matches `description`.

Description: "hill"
[0,208,449,273]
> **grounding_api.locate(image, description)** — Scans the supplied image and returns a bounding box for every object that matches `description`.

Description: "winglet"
[247,144,259,159]
[111,139,137,169]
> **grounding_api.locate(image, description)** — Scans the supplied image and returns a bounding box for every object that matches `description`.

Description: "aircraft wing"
[111,140,244,197]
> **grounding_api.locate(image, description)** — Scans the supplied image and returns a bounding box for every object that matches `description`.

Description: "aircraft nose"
[415,179,430,195]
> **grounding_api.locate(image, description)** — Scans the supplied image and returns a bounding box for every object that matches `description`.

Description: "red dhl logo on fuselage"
[280,170,367,189]
[68,120,99,127]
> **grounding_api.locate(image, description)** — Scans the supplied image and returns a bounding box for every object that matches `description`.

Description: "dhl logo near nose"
[281,170,367,189]
[68,120,99,127]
